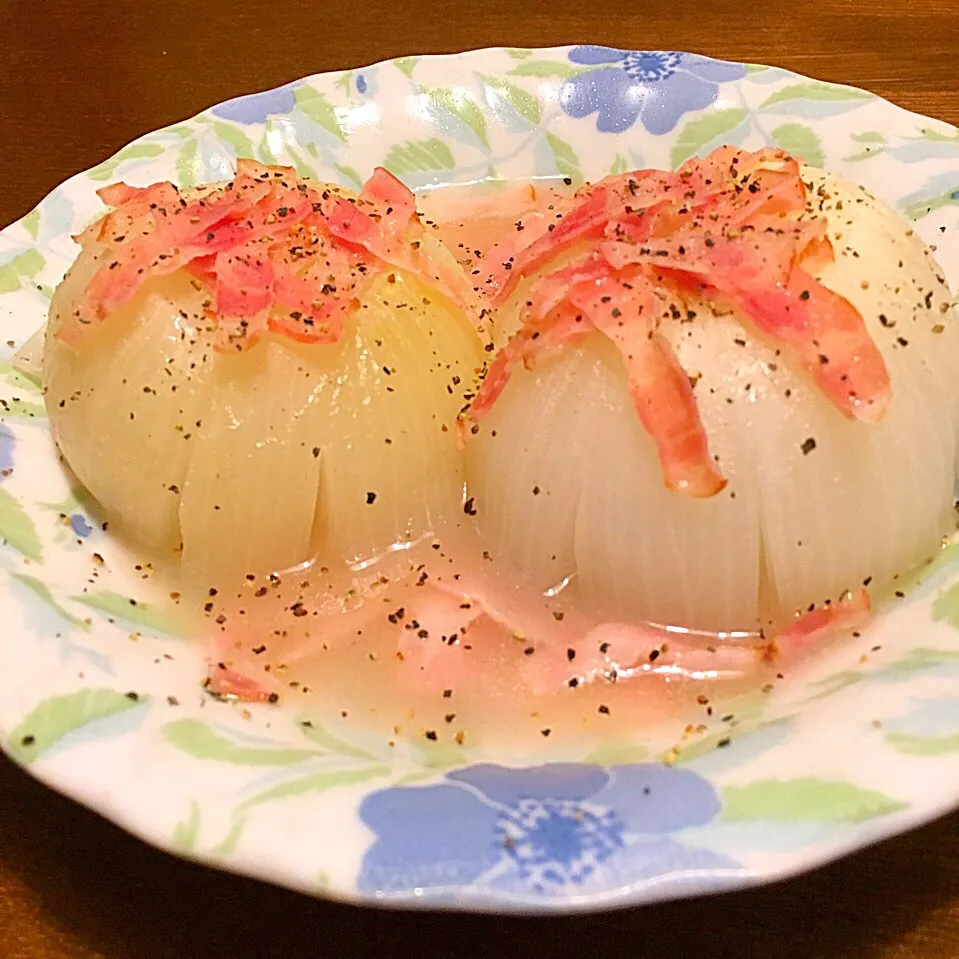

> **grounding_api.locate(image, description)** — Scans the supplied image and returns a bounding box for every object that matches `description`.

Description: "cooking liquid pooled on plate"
[193,518,781,762]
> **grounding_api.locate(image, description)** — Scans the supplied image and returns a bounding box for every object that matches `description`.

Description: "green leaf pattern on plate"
[770,122,825,167]
[298,720,377,761]
[424,87,491,149]
[545,131,582,183]
[758,82,873,111]
[210,122,256,158]
[175,139,200,188]
[293,87,347,142]
[10,573,89,630]
[172,800,201,851]
[384,138,456,174]
[669,108,749,169]
[392,57,418,79]
[333,163,364,189]
[902,188,959,221]
[723,779,907,822]
[0,489,43,562]
[87,143,166,182]
[479,74,542,126]
[852,130,887,144]
[235,765,390,815]
[886,731,959,756]
[70,590,182,636]
[6,689,145,764]
[20,208,40,241]
[163,719,320,766]
[508,61,583,79]
[0,249,46,294]
[932,581,959,628]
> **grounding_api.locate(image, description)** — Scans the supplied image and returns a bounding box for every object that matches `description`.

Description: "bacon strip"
[64,163,470,350]
[471,252,725,496]
[325,171,475,310]
[770,588,872,659]
[205,665,276,703]
[471,146,891,496]
[568,275,725,497]
[604,234,890,421]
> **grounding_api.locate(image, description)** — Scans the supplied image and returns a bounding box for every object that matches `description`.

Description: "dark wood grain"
[2,1,959,956]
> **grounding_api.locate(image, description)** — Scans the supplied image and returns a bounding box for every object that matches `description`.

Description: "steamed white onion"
[45,255,483,595]
[467,169,959,630]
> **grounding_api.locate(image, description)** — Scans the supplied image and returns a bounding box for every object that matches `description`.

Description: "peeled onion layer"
[44,261,218,555]
[466,339,606,593]
[316,271,482,571]
[579,317,763,631]
[470,331,763,632]
[490,240,596,349]
[177,337,334,599]
[181,269,483,608]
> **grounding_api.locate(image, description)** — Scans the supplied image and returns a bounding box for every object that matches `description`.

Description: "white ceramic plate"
[3,45,959,912]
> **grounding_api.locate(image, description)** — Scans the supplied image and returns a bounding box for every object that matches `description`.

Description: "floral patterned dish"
[3,45,959,912]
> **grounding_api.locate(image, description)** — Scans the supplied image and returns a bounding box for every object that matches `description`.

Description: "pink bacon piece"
[205,617,283,702]
[394,585,484,695]
[566,273,725,497]
[203,561,872,703]
[770,588,872,659]
[485,146,808,307]
[489,146,817,301]
[737,269,891,422]
[267,236,371,344]
[603,215,830,288]
[65,161,470,350]
[205,665,277,703]
[484,185,610,301]
[360,166,417,238]
[486,171,687,303]
[76,181,184,321]
[470,252,726,497]
[462,259,605,431]
[407,575,873,696]
[212,241,275,346]
[603,228,891,422]
[678,146,807,224]
[95,180,179,211]
[75,165,300,331]
[326,168,476,310]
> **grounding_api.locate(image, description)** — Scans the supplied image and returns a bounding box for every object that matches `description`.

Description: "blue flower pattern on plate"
[210,82,299,124]
[560,46,746,135]
[0,426,14,479]
[69,513,92,538]
[358,762,740,899]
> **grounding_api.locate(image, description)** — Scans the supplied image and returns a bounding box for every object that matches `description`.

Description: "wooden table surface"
[2,0,959,955]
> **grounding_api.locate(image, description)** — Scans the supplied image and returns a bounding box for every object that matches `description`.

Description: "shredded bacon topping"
[65,161,471,350]
[469,146,891,497]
